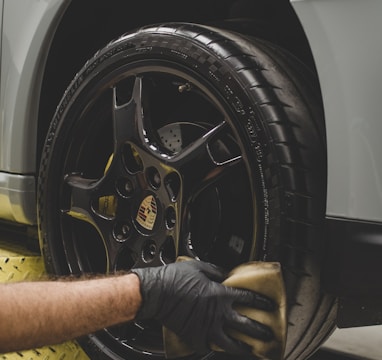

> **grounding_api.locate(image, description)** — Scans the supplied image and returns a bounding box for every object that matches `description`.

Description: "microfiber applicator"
[163,259,287,360]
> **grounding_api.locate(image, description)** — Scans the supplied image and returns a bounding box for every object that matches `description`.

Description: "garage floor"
[313,326,382,360]
[0,231,380,360]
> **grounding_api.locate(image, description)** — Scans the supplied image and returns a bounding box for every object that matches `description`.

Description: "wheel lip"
[41,60,261,358]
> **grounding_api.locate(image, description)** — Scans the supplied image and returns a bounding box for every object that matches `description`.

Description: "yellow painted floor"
[0,237,90,360]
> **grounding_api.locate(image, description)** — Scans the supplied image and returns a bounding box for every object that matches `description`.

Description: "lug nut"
[117,178,134,198]
[147,167,161,189]
[143,240,157,263]
[114,222,132,242]
[165,207,176,229]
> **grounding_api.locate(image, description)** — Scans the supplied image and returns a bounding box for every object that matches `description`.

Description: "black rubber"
[38,23,336,360]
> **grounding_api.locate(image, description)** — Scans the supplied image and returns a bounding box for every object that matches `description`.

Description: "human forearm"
[0,273,141,353]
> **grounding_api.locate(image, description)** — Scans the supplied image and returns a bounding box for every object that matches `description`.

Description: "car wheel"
[38,23,336,360]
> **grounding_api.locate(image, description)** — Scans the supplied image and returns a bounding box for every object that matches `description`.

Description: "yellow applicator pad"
[163,258,287,360]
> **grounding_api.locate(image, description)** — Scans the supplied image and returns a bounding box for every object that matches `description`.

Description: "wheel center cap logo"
[136,195,157,231]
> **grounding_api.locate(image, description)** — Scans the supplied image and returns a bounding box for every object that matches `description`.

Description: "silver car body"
[292,0,382,223]
[0,0,69,223]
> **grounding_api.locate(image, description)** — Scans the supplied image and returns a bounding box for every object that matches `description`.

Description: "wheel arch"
[36,0,320,172]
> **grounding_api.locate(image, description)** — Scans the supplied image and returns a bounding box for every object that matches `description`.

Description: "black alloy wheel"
[38,23,336,360]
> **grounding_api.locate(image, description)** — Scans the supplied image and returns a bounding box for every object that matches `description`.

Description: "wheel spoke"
[171,121,227,167]
[170,121,243,200]
[112,76,158,156]
[64,174,98,225]
[64,173,125,272]
[98,221,123,273]
[156,121,243,257]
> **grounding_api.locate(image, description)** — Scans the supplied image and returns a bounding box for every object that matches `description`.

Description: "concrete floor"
[313,326,382,360]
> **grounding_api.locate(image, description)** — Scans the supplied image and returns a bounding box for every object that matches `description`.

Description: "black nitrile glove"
[131,260,275,356]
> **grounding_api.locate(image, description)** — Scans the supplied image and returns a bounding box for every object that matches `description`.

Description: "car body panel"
[0,0,68,173]
[0,172,36,223]
[291,0,382,223]
[0,1,3,72]
[0,0,69,224]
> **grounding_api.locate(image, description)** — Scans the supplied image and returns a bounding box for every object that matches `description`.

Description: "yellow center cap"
[136,195,158,231]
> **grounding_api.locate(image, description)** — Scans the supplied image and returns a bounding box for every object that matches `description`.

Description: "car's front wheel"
[38,23,335,360]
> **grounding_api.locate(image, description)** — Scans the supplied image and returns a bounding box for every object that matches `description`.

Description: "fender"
[0,0,70,223]
[291,0,382,223]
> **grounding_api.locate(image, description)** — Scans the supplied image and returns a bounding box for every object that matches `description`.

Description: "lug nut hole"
[147,167,161,189]
[116,178,134,198]
[160,237,176,264]
[165,207,176,229]
[113,222,132,242]
[143,240,157,263]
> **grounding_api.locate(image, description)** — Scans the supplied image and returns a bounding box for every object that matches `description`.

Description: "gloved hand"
[131,260,275,356]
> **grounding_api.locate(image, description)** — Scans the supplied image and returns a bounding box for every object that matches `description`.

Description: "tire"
[38,23,336,360]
